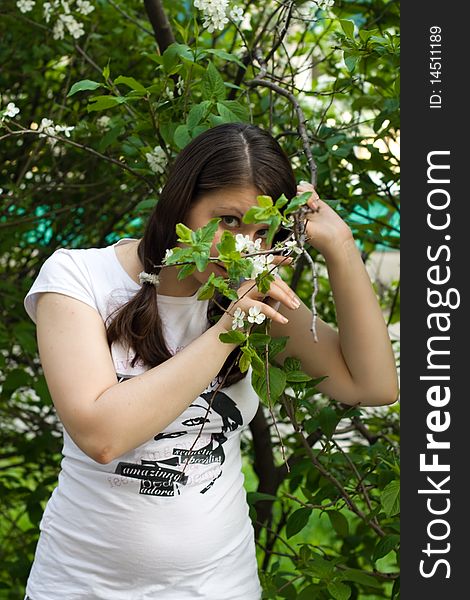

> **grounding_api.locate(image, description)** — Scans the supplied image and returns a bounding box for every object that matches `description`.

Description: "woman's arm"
[36,292,239,464]
[270,186,399,407]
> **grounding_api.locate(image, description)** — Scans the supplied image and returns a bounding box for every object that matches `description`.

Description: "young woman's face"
[183,185,272,285]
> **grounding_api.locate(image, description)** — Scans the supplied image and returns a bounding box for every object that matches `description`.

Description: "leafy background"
[0,0,400,598]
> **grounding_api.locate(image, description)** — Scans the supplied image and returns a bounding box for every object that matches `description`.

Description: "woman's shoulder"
[24,241,135,324]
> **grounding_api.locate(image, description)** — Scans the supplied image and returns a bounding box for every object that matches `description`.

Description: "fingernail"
[281,316,289,323]
[292,298,301,308]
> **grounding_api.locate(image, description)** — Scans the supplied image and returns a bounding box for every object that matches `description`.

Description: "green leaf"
[373,534,400,562]
[87,95,124,112]
[216,230,237,257]
[344,51,360,73]
[248,333,271,346]
[340,569,382,589]
[174,124,192,149]
[239,347,252,373]
[255,271,274,294]
[381,480,400,517]
[102,60,110,80]
[187,101,211,129]
[257,195,273,208]
[275,193,289,209]
[286,507,311,538]
[219,330,247,345]
[250,350,265,375]
[305,553,336,579]
[217,102,242,123]
[285,370,312,383]
[205,48,247,69]
[284,191,311,216]
[246,491,278,503]
[283,357,302,372]
[175,223,193,243]
[176,263,196,280]
[162,43,194,74]
[114,75,147,93]
[202,61,226,101]
[340,20,355,39]
[135,198,158,212]
[318,406,339,438]
[67,79,101,97]
[193,251,208,272]
[217,100,249,122]
[196,273,216,298]
[195,218,220,246]
[327,510,349,537]
[268,336,288,360]
[3,368,32,394]
[327,581,351,600]
[252,366,286,403]
[97,123,123,153]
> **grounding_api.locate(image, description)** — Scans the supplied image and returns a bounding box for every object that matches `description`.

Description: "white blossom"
[145,146,167,175]
[249,253,274,278]
[234,234,251,253]
[234,233,262,254]
[194,0,230,32]
[52,17,65,39]
[176,77,184,95]
[247,306,266,325]
[163,249,174,263]
[96,115,111,131]
[284,239,303,255]
[17,0,35,13]
[60,13,85,39]
[52,145,66,157]
[3,102,20,118]
[76,0,94,15]
[19,0,92,39]
[316,0,334,9]
[38,118,55,138]
[54,124,74,137]
[165,86,174,100]
[231,307,245,330]
[43,2,53,22]
[229,5,243,21]
[37,118,74,147]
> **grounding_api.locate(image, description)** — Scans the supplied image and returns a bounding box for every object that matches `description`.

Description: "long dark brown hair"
[106,122,297,387]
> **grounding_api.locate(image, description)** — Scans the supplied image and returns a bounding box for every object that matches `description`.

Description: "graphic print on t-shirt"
[114,376,244,496]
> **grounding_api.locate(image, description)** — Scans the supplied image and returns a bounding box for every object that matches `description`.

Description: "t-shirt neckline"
[111,238,205,304]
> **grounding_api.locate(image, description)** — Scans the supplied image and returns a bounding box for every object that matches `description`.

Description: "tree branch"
[144,0,175,52]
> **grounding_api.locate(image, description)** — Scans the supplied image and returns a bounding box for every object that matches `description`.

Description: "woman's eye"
[221,216,268,240]
[221,215,240,228]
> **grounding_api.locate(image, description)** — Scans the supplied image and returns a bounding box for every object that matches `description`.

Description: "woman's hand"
[217,255,301,332]
[296,181,353,260]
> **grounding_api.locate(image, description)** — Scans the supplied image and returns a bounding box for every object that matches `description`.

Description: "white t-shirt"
[23,238,262,600]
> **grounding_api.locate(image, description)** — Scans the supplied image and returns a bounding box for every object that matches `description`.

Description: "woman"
[23,122,398,599]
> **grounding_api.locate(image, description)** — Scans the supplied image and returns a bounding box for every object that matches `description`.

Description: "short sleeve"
[24,248,98,324]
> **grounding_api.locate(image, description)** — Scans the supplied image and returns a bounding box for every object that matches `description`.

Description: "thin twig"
[282,396,386,537]
[245,76,317,186]
[264,319,290,472]
[107,0,154,36]
[1,126,156,191]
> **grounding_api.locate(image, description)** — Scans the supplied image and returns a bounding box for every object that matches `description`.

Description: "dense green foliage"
[1,1,400,598]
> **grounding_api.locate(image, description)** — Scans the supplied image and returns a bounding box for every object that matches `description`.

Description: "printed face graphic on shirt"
[114,385,244,497]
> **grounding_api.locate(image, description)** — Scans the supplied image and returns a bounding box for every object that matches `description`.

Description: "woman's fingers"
[256,300,290,325]
[269,277,301,310]
[297,181,321,211]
